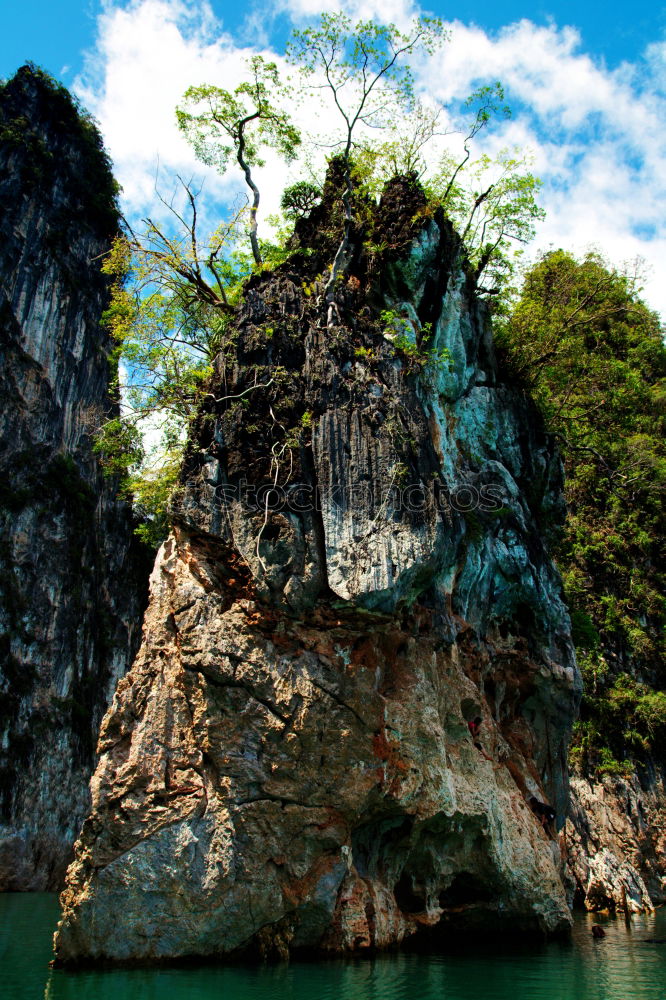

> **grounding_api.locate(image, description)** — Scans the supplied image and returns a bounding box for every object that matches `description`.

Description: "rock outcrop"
[567,769,666,911]
[0,66,148,889]
[55,170,580,964]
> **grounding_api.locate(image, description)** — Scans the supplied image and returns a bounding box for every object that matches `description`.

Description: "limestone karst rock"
[0,66,149,889]
[567,770,666,912]
[55,169,581,964]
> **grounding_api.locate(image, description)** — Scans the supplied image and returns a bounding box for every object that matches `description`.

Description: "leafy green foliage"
[571,672,666,777]
[353,83,508,189]
[287,13,447,159]
[281,181,321,220]
[351,100,450,182]
[177,56,300,265]
[93,415,144,477]
[349,83,543,301]
[499,250,666,770]
[378,309,450,387]
[94,210,248,545]
[127,452,183,549]
[177,57,300,172]
[427,148,544,299]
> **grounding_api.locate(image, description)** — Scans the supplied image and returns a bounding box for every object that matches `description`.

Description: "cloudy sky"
[3,0,666,316]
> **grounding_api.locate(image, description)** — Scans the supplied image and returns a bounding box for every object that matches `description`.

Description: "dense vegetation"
[498,251,666,775]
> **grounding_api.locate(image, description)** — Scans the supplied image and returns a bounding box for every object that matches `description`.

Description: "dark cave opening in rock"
[259,521,282,542]
[394,871,426,914]
[438,871,495,908]
[351,815,413,880]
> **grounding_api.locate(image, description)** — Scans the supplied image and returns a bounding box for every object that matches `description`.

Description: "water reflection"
[2,895,665,1000]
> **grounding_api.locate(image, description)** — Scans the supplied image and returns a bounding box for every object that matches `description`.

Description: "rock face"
[55,170,580,964]
[567,769,666,911]
[0,66,148,889]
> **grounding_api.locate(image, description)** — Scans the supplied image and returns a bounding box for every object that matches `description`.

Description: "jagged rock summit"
[55,168,580,964]
[0,65,148,889]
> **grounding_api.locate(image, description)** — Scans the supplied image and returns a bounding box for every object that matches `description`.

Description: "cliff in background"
[567,770,666,911]
[0,65,149,889]
[566,612,666,912]
[566,636,666,912]
[496,247,666,915]
[55,170,580,965]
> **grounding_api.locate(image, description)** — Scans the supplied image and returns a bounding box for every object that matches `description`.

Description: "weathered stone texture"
[0,66,148,889]
[567,769,666,912]
[55,169,580,963]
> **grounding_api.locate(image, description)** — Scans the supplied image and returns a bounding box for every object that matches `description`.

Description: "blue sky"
[2,1,664,83]
[2,1,666,317]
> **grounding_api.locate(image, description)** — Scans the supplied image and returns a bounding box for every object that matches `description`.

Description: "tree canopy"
[498,249,666,773]
[176,56,301,266]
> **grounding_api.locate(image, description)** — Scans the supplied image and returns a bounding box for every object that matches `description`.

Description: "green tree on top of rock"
[287,12,447,324]
[176,56,301,266]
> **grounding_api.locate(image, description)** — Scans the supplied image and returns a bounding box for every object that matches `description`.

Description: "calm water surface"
[1,894,665,1000]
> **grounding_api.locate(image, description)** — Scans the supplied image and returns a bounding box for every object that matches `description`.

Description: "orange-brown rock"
[55,528,573,963]
[567,771,666,911]
[54,168,579,964]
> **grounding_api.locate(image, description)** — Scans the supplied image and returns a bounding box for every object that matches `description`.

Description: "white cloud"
[77,0,666,318]
[419,16,666,312]
[75,1,240,215]
[75,0,328,235]
[269,0,417,27]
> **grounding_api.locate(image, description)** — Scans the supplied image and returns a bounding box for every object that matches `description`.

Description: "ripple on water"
[2,895,665,1000]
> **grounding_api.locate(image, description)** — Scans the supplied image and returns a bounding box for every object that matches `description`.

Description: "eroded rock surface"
[55,169,580,963]
[0,66,148,888]
[567,770,666,912]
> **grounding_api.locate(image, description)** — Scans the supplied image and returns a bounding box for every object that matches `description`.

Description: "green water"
[1,895,665,1000]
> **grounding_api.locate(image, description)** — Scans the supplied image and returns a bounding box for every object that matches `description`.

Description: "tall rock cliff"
[0,66,149,889]
[55,170,580,965]
[566,673,666,913]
